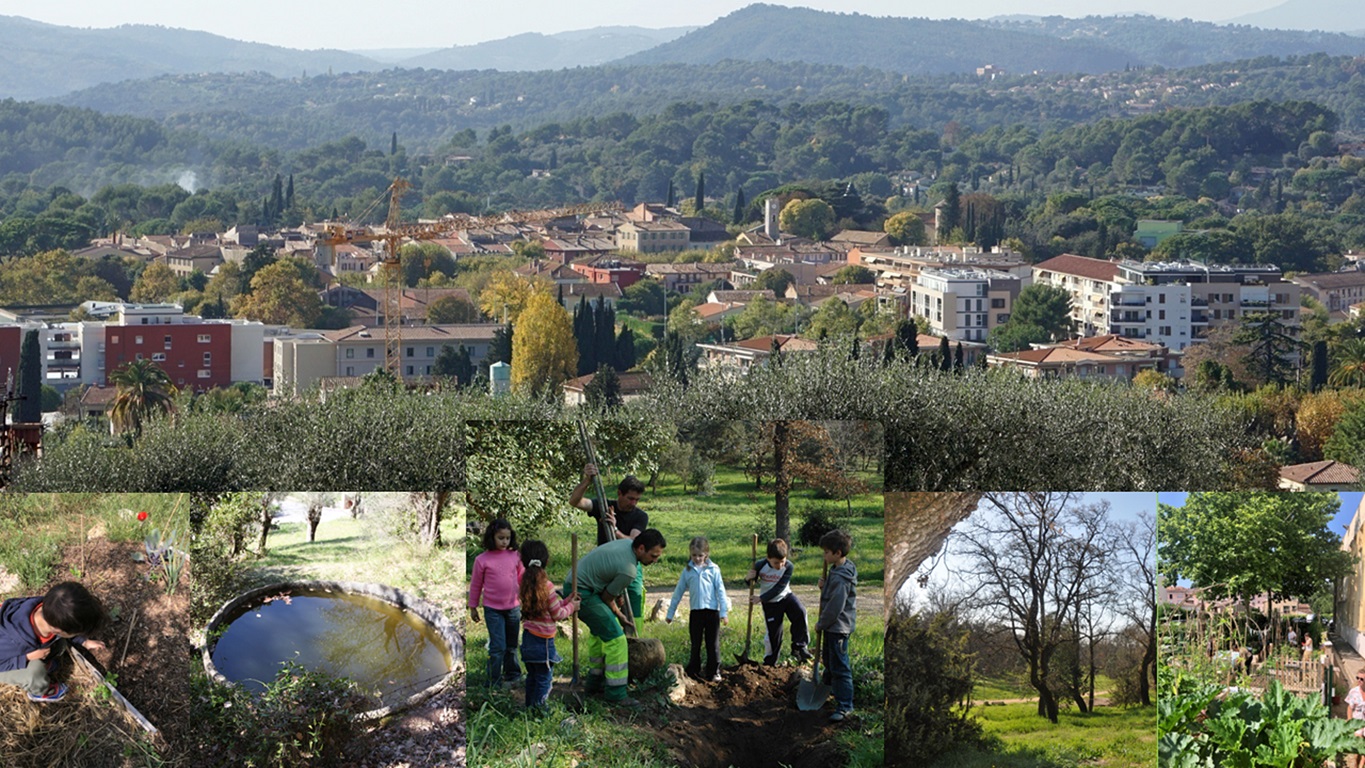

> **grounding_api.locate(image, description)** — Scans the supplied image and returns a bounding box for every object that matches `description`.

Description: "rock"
[666,663,689,704]
[628,636,666,682]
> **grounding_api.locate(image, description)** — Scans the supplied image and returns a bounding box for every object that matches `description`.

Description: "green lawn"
[933,703,1157,768]
[972,675,1119,703]
[242,511,466,619]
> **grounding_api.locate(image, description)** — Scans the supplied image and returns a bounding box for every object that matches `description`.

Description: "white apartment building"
[910,268,1020,343]
[1033,254,1298,358]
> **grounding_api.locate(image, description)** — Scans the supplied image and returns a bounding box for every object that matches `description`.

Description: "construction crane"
[318,178,620,378]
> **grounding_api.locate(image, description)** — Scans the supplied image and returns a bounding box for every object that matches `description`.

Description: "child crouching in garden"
[0,581,108,702]
[518,540,580,710]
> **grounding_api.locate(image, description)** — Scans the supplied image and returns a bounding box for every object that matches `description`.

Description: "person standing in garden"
[566,530,666,703]
[469,520,524,688]
[569,463,649,621]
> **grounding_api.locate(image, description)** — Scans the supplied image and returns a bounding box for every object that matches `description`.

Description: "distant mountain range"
[7,5,1365,101]
[1225,0,1365,34]
[401,26,694,71]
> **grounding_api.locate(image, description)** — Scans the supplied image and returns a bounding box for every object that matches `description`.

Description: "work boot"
[793,647,812,664]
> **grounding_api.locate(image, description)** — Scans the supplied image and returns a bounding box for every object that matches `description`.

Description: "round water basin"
[203,581,460,719]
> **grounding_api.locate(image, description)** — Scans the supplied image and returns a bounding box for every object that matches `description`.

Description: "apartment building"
[909,268,1021,343]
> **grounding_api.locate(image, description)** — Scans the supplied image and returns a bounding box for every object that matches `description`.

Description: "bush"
[798,507,841,546]
[687,458,715,496]
[885,609,983,763]
[187,664,369,767]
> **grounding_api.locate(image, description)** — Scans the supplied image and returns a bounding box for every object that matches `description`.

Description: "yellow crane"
[319,178,619,378]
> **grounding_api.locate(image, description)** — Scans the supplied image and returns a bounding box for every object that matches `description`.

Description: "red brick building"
[0,325,21,382]
[104,324,233,391]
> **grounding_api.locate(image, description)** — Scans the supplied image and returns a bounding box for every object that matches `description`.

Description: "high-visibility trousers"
[578,592,629,700]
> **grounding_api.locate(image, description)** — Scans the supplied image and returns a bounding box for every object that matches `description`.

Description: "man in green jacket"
[566,529,666,702]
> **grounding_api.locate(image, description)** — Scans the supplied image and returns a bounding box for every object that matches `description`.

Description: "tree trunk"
[884,493,981,607]
[258,504,273,555]
[413,491,448,547]
[774,421,790,544]
[349,493,363,519]
[307,503,322,542]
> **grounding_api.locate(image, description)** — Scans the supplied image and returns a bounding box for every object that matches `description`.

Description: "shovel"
[797,560,831,711]
[736,533,758,664]
[570,533,580,689]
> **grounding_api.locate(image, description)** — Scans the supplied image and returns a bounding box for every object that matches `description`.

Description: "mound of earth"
[649,663,849,768]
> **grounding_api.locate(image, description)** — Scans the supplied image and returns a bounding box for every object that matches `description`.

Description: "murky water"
[210,589,452,708]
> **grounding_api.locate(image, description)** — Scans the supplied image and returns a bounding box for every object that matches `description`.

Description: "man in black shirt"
[570,463,649,620]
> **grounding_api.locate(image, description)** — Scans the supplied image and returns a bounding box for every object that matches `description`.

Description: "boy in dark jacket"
[0,582,107,702]
[744,538,811,666]
[815,529,857,722]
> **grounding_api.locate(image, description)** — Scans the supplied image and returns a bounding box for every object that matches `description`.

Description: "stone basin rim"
[203,580,462,721]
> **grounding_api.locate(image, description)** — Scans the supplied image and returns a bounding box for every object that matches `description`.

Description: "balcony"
[1110,311,1145,324]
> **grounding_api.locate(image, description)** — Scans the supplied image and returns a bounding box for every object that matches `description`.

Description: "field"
[934,702,1157,768]
[466,465,885,768]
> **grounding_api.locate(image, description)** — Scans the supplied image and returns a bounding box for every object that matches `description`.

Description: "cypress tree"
[881,335,895,367]
[270,174,284,223]
[574,296,596,376]
[938,336,952,372]
[732,187,747,225]
[594,296,615,370]
[286,174,295,209]
[695,172,705,213]
[1310,339,1329,393]
[666,180,676,208]
[896,319,919,358]
[549,147,558,170]
[954,342,965,373]
[615,326,636,371]
[391,132,398,156]
[16,329,41,423]
[850,333,860,361]
[584,364,623,410]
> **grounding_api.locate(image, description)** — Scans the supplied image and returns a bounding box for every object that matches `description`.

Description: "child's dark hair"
[519,540,552,619]
[482,519,518,552]
[634,528,667,551]
[818,529,852,558]
[766,539,789,560]
[618,475,646,496]
[42,582,105,635]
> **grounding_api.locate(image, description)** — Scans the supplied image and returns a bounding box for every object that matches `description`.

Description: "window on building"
[406,365,414,376]
[366,348,375,358]
[164,335,172,349]
[203,352,211,365]
[991,298,1005,308]
[198,369,211,379]
[346,366,354,376]
[134,335,143,345]
[1159,294,1166,304]
[198,334,211,343]
[135,353,143,361]
[426,347,435,357]
[346,348,355,359]
[1159,310,1166,320]
[406,347,415,357]
[152,353,166,362]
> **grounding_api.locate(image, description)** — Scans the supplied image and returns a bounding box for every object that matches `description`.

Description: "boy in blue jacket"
[666,537,731,682]
[816,529,857,722]
[0,582,107,702]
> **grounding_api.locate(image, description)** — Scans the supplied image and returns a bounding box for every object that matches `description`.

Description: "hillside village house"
[645,262,735,293]
[562,371,654,407]
[1292,271,1365,317]
[695,334,820,369]
[615,219,691,253]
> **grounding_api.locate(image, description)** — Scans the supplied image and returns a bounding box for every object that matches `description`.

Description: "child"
[744,538,811,666]
[815,529,857,722]
[666,537,730,682]
[469,519,524,688]
[518,540,580,710]
[0,581,108,702]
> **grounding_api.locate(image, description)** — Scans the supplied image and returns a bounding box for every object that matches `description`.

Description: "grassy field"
[933,703,1157,768]
[972,675,1119,703]
[240,509,466,619]
[466,464,884,767]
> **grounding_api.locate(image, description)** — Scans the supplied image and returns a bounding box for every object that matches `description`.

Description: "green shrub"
[798,507,841,546]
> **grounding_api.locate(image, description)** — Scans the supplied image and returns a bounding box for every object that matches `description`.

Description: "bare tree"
[1113,511,1157,706]
[959,492,1110,723]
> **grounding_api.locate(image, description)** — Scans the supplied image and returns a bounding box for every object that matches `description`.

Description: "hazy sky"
[0,0,1285,51]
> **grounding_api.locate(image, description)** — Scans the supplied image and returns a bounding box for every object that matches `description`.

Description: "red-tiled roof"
[1279,460,1360,485]
[1033,254,1120,282]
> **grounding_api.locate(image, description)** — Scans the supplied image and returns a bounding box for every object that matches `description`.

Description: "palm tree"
[1330,338,1365,388]
[108,359,176,436]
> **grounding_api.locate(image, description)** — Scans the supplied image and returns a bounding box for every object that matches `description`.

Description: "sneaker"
[793,647,812,664]
[829,710,851,723]
[710,673,722,683]
[27,683,68,703]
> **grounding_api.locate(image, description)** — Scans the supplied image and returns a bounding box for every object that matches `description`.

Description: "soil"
[351,678,467,768]
[645,663,850,768]
[71,530,195,754]
[0,529,194,768]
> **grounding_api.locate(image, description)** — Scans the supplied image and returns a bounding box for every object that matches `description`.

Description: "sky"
[0,0,1288,51]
